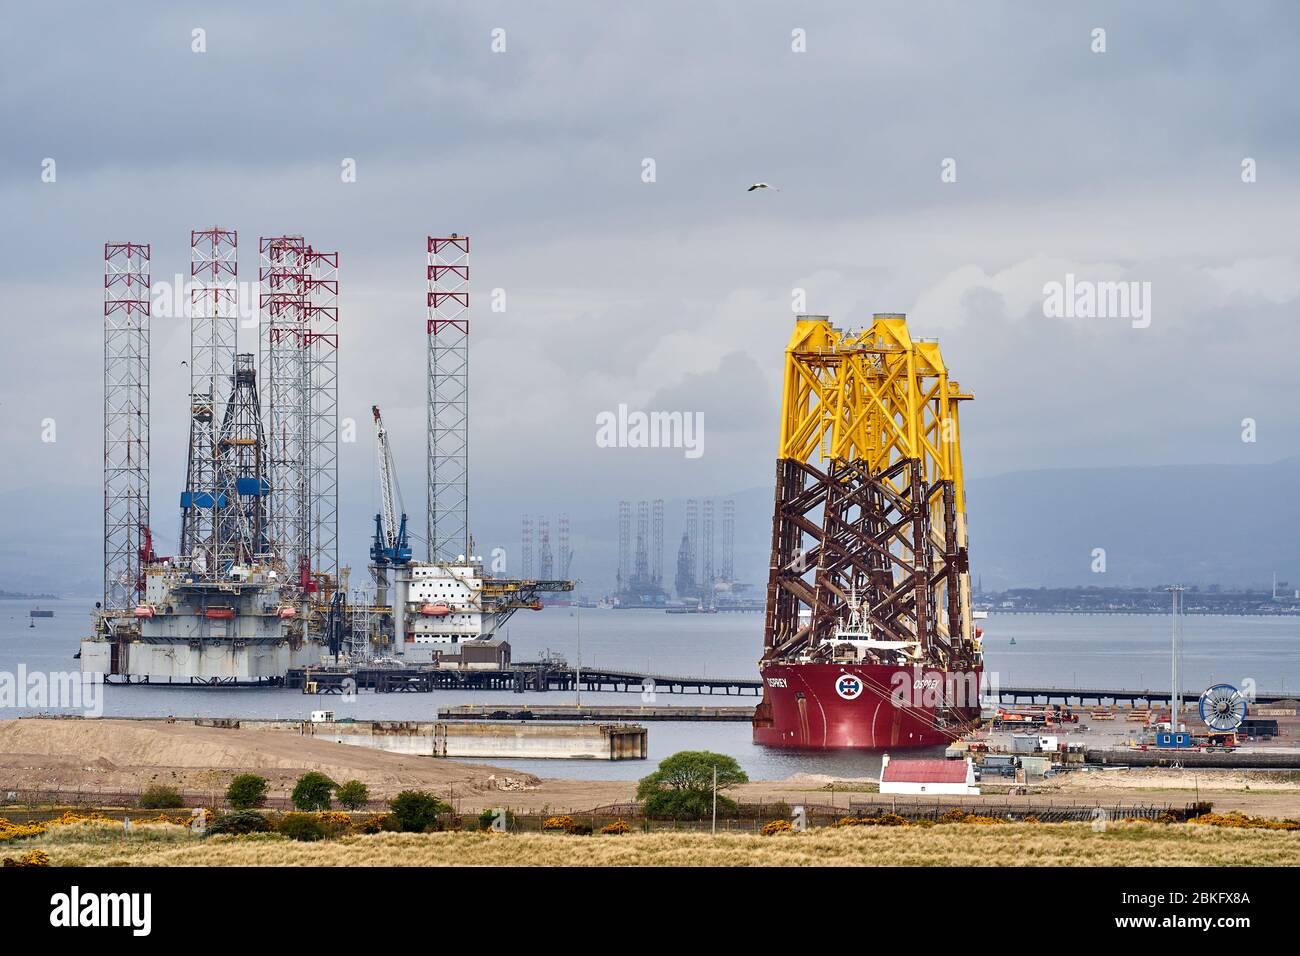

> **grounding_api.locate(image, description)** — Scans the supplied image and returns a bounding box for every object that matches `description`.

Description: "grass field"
[11,821,1300,867]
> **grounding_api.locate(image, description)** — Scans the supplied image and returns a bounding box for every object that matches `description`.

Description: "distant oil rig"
[83,232,571,685]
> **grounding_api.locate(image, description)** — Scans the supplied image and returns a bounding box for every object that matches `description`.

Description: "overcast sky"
[1,1,1297,575]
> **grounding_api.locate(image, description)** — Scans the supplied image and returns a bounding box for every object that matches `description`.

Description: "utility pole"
[575,605,582,710]
[1167,585,1184,727]
[711,764,717,836]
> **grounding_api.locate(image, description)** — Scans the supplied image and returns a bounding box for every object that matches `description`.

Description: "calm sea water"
[2,598,1297,780]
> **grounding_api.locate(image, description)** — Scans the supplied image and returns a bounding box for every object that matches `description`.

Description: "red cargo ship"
[752,314,982,751]
[754,584,983,748]
[753,661,983,749]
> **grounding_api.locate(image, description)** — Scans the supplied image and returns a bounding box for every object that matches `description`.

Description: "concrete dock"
[304,719,648,760]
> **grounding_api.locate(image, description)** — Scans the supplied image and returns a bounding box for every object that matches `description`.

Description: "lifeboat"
[133,605,155,619]
[205,607,235,620]
[527,601,544,611]
[277,606,296,619]
[420,603,452,617]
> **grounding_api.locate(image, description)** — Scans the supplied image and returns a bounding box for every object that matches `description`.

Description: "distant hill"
[964,456,1300,591]
[4,457,1295,598]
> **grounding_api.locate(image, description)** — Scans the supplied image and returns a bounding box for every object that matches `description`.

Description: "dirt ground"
[0,718,545,808]
[3,719,1299,817]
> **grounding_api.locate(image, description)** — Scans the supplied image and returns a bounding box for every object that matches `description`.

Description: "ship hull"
[753,661,982,750]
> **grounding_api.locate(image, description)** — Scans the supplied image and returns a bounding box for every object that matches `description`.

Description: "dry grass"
[21,822,1300,867]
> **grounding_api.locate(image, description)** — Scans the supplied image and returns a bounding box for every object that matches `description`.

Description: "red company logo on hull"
[835,674,865,700]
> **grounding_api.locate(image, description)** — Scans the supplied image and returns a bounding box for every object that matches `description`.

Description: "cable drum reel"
[1198,683,1248,732]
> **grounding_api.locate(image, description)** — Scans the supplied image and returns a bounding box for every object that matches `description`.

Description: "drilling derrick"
[753,314,981,750]
[538,516,553,579]
[180,228,237,573]
[103,241,151,609]
[426,234,470,563]
[214,354,268,566]
[635,501,650,583]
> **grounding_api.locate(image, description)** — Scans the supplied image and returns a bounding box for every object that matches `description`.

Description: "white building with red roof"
[879,754,979,795]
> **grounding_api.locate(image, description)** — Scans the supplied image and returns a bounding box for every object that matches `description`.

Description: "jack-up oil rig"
[752,314,983,748]
[82,232,571,684]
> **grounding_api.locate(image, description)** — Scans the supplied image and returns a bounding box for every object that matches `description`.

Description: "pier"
[286,663,764,696]
[440,704,754,721]
[287,662,1293,710]
[991,686,1295,707]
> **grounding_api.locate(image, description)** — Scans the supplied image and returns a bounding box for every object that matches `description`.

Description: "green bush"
[206,810,273,836]
[642,788,739,820]
[139,784,184,809]
[636,751,748,820]
[388,790,452,833]
[225,773,269,810]
[336,779,369,810]
[277,813,327,842]
[291,772,337,812]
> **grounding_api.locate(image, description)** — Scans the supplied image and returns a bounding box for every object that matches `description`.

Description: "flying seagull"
[747,182,780,192]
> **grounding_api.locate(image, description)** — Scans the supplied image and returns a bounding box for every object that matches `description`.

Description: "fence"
[1,787,1211,828]
[0,787,389,814]
[842,798,1210,823]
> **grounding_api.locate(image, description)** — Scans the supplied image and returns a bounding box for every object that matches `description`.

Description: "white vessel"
[388,558,569,662]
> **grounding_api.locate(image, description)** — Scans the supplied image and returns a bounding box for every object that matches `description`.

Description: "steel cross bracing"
[763,314,976,668]
[701,498,714,604]
[651,499,664,585]
[103,241,151,609]
[426,234,470,563]
[260,236,310,579]
[617,500,630,589]
[180,227,238,572]
[305,246,339,583]
[558,513,571,578]
[721,498,735,581]
[521,515,534,578]
[685,498,699,591]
